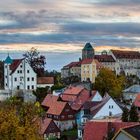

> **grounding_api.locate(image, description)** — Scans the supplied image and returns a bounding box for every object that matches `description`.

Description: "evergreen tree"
[121,107,129,122]
[129,105,139,122]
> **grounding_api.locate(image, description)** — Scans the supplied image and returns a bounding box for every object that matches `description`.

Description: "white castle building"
[4,55,37,91]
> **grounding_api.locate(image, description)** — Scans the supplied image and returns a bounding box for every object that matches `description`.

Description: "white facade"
[91,91,102,102]
[54,120,75,131]
[4,57,37,93]
[93,98,123,119]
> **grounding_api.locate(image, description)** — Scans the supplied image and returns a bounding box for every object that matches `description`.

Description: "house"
[81,58,101,83]
[82,121,139,140]
[37,77,54,88]
[4,55,37,92]
[110,49,140,77]
[61,61,81,79]
[113,124,140,140]
[37,117,61,139]
[81,94,122,123]
[123,84,140,103]
[41,94,76,131]
[94,51,120,75]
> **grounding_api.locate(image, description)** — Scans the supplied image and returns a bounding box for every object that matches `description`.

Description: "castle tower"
[82,43,95,60]
[4,55,13,90]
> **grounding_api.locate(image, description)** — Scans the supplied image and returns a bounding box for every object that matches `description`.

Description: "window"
[27,85,30,90]
[14,77,17,81]
[20,65,22,68]
[32,77,34,81]
[68,115,73,118]
[17,86,20,90]
[27,77,30,81]
[20,70,22,73]
[61,115,65,119]
[6,83,7,86]
[5,76,7,78]
[27,70,29,73]
[109,111,112,116]
[17,70,19,73]
[65,109,69,112]
[32,85,34,90]
[5,65,7,68]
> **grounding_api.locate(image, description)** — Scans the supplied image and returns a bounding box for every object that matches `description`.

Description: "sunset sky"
[0,0,140,70]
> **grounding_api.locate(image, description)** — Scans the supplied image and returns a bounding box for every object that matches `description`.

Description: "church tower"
[82,43,95,60]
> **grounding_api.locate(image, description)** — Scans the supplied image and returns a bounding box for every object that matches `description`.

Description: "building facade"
[4,56,37,92]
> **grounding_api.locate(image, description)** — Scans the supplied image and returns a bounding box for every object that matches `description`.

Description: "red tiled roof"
[41,94,68,115]
[37,77,54,84]
[36,117,60,135]
[47,101,67,115]
[62,86,84,96]
[95,55,115,62]
[81,58,93,64]
[71,89,90,111]
[134,93,140,107]
[64,61,81,68]
[41,94,59,107]
[10,59,23,74]
[94,59,103,70]
[111,50,140,59]
[84,121,139,140]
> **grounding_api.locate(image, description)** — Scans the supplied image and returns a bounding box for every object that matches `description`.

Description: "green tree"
[94,68,125,97]
[33,86,50,102]
[129,105,139,122]
[23,47,46,77]
[0,61,4,89]
[121,107,129,122]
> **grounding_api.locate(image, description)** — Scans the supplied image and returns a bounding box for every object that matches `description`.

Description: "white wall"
[93,98,122,119]
[91,91,102,102]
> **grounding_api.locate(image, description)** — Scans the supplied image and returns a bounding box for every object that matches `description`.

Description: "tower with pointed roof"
[4,55,13,90]
[82,43,95,60]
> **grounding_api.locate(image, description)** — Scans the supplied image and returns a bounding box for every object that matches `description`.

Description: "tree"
[94,68,125,97]
[23,47,46,77]
[121,107,129,122]
[129,105,139,122]
[0,102,42,140]
[33,86,50,103]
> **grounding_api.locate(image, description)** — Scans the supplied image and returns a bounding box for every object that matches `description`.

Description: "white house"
[4,55,37,96]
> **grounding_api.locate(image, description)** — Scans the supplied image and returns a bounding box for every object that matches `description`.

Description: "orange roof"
[81,58,93,64]
[37,77,54,84]
[84,121,139,140]
[63,86,84,95]
[41,94,59,107]
[41,94,68,115]
[134,93,140,107]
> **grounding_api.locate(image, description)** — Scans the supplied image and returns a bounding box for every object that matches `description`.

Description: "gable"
[91,91,102,102]
[93,98,122,119]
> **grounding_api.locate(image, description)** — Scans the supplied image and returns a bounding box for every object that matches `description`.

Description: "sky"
[0,0,140,70]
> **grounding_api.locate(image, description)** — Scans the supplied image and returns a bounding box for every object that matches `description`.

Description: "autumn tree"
[0,98,42,140]
[94,68,125,97]
[23,47,46,77]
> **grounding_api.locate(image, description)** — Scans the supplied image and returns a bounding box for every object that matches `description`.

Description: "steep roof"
[122,124,140,140]
[84,121,139,140]
[37,77,54,85]
[83,43,93,51]
[41,94,68,115]
[111,50,140,59]
[41,94,59,107]
[134,93,140,107]
[10,59,23,74]
[95,54,116,62]
[81,58,93,64]
[4,55,13,64]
